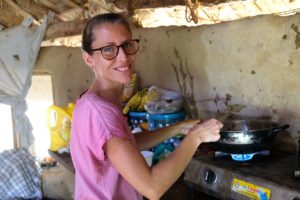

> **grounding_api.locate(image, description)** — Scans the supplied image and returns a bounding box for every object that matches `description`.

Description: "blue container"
[128,111,147,129]
[147,111,185,131]
[148,111,186,164]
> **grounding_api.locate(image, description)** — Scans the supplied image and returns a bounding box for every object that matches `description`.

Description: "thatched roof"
[1,0,299,45]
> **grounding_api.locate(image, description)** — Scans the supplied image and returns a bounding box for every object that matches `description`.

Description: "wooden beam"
[60,0,82,10]
[15,0,66,22]
[59,7,83,21]
[127,0,246,10]
[37,0,63,13]
[113,0,129,10]
[44,19,87,40]
[89,0,126,13]
[4,0,40,25]
[128,0,184,10]
[16,0,49,14]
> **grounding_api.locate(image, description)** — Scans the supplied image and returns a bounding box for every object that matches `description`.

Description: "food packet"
[122,73,137,102]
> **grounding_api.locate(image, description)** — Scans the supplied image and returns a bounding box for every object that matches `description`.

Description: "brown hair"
[82,13,131,55]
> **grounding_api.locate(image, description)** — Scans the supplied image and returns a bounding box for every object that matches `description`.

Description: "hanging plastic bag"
[145,85,183,114]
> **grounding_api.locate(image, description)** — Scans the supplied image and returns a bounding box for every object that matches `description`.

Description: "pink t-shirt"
[70,93,143,200]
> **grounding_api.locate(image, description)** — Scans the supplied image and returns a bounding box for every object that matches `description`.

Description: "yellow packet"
[122,73,137,102]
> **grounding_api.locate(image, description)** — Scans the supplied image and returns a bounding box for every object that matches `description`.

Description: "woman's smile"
[114,65,130,72]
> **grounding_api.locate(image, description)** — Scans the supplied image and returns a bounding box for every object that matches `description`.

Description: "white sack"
[0,16,48,148]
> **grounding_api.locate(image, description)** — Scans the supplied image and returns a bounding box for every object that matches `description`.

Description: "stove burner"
[215,150,270,161]
[231,153,255,161]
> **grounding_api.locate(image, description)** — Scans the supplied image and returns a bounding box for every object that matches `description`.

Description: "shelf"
[48,150,75,174]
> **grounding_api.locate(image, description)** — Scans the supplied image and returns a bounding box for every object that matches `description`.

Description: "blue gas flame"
[231,153,255,161]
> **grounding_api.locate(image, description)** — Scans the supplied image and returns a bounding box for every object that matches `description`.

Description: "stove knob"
[204,169,217,184]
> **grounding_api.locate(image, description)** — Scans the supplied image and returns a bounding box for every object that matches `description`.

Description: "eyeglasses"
[90,39,140,60]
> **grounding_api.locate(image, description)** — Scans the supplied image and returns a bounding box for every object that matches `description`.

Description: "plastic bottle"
[47,102,74,151]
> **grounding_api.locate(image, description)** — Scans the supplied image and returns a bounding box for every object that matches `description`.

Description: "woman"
[70,13,222,200]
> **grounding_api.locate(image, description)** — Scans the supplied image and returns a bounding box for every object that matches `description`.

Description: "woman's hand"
[188,119,222,143]
[177,119,203,135]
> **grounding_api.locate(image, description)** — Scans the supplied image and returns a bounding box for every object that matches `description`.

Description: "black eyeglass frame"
[90,39,140,60]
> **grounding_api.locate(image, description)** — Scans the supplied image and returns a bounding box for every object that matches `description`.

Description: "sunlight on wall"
[0,103,14,152]
[26,74,53,161]
[133,1,300,28]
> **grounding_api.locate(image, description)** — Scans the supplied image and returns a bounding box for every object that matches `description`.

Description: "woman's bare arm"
[104,119,222,200]
[134,119,201,150]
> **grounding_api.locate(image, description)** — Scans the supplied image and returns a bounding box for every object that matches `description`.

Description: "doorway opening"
[26,74,53,161]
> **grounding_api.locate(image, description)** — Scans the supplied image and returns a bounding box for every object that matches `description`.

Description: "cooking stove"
[184,151,300,200]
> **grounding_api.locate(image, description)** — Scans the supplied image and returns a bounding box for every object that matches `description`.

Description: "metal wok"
[210,119,289,154]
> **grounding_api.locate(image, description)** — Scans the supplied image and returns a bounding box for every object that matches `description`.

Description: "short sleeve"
[75,94,132,161]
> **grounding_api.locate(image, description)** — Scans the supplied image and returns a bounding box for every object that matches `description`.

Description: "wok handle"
[271,124,290,133]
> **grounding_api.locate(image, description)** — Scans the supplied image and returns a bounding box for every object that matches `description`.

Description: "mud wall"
[35,47,94,106]
[133,14,300,151]
[35,14,300,152]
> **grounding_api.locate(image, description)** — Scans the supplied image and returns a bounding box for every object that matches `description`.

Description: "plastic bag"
[145,85,183,114]
[152,143,174,165]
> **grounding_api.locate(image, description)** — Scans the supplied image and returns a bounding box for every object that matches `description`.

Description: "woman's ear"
[82,51,95,68]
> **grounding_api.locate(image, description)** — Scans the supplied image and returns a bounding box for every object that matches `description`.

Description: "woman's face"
[87,23,136,85]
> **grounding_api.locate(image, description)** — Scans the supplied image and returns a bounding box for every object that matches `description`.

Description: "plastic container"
[148,111,185,164]
[147,111,185,131]
[128,111,147,129]
[47,102,74,151]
